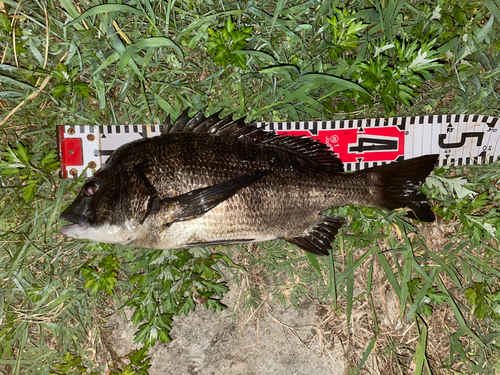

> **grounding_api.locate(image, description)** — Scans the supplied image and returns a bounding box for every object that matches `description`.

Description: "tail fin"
[364,154,438,222]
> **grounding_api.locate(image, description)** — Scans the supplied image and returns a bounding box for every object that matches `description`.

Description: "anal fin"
[286,215,344,256]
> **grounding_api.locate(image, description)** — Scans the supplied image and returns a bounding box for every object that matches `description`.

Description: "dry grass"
[227,218,496,374]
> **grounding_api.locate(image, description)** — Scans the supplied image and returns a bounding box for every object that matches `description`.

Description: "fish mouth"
[60,211,89,236]
[60,211,89,226]
[60,210,136,244]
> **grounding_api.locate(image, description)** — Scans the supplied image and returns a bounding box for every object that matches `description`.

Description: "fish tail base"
[367,154,438,222]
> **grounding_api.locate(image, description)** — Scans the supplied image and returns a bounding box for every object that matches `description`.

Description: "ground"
[103,223,461,374]
[107,276,346,375]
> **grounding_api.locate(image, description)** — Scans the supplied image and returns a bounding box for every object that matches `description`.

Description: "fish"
[60,109,438,255]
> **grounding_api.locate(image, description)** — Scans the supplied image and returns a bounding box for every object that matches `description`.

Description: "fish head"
[60,160,154,244]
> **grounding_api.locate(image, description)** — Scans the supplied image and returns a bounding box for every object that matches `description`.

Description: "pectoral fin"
[153,170,271,223]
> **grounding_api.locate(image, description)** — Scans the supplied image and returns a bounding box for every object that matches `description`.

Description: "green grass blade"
[66,4,145,28]
[271,0,287,32]
[367,257,379,334]
[399,234,414,317]
[461,251,500,278]
[59,0,83,20]
[335,248,372,287]
[305,252,321,274]
[483,0,500,21]
[116,37,184,77]
[346,247,354,328]
[327,248,337,304]
[356,336,377,374]
[407,268,437,320]
[0,75,36,91]
[424,248,463,288]
[231,50,278,65]
[412,318,428,375]
[295,73,371,96]
[375,249,401,295]
[435,277,486,347]
[92,51,120,77]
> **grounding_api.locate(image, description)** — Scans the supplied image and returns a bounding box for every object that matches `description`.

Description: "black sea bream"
[60,110,438,255]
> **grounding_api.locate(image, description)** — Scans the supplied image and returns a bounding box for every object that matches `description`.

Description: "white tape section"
[58,114,499,178]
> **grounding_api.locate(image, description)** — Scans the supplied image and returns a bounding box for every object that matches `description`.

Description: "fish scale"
[61,109,438,255]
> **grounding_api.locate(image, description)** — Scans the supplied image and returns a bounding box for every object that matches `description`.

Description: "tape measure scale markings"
[58,125,99,178]
[58,114,500,178]
[58,124,165,178]
[260,114,499,171]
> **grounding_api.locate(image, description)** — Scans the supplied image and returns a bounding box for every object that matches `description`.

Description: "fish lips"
[60,206,137,244]
[60,208,91,237]
[60,210,89,226]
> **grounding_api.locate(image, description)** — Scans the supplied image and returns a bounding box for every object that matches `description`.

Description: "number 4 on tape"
[57,114,500,178]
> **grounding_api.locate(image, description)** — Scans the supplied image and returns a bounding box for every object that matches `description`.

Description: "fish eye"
[84,180,99,197]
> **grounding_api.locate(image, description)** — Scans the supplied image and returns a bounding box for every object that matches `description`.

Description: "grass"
[1,0,500,373]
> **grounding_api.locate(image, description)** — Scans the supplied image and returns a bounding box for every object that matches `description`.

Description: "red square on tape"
[62,138,83,166]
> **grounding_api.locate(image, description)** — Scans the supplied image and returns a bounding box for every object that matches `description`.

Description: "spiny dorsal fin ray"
[184,110,208,131]
[192,111,223,133]
[172,109,192,130]
[161,109,344,173]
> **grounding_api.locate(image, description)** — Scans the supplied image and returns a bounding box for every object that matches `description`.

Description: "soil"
[107,277,346,375]
[104,223,457,374]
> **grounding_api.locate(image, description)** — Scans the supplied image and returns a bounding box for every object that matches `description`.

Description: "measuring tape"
[57,114,500,178]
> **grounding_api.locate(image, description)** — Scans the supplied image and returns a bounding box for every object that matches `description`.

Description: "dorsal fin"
[161,109,344,173]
